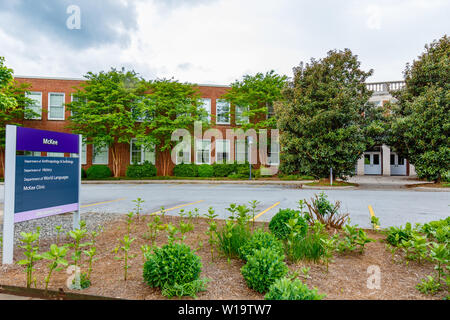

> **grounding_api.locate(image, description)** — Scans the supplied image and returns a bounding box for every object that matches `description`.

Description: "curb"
[301,185,357,190]
[411,186,449,192]
[79,179,315,186]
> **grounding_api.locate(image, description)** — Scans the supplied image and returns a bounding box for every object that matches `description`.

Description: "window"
[92,145,109,164]
[25,92,42,120]
[268,140,280,165]
[195,139,211,164]
[200,98,211,122]
[24,151,41,156]
[130,139,155,164]
[235,105,249,124]
[70,94,86,117]
[81,142,87,164]
[215,139,230,163]
[216,99,230,124]
[175,141,191,164]
[48,93,65,120]
[235,139,249,164]
[47,152,64,157]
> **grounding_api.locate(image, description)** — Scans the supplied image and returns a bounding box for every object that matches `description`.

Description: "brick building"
[6,76,415,177]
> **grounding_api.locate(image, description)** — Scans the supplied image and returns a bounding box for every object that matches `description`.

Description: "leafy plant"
[113,235,136,281]
[83,247,98,281]
[161,278,209,299]
[125,211,135,235]
[217,220,251,259]
[305,193,349,229]
[143,243,203,289]
[265,277,326,300]
[17,231,42,288]
[269,208,307,241]
[400,232,429,264]
[370,216,380,231]
[55,225,64,246]
[429,242,449,286]
[146,214,165,246]
[335,224,374,254]
[67,225,90,270]
[132,197,145,221]
[239,229,284,261]
[386,223,413,246]
[42,244,68,291]
[241,248,288,293]
[204,207,219,261]
[321,237,336,272]
[140,244,152,263]
[248,200,261,230]
[284,221,327,263]
[416,275,441,295]
[86,165,112,179]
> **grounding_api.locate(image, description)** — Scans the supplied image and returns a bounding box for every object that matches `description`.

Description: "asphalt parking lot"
[0,183,448,228]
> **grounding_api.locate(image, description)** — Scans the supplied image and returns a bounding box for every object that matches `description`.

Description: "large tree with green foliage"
[276,49,373,179]
[67,68,148,177]
[0,57,34,175]
[388,35,449,182]
[135,79,209,176]
[221,70,287,130]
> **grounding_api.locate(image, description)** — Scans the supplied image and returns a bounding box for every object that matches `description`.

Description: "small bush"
[81,168,87,179]
[126,161,157,178]
[386,223,414,246]
[198,164,214,177]
[269,209,308,241]
[239,229,284,261]
[265,277,326,300]
[241,248,288,293]
[143,243,202,288]
[212,163,236,177]
[173,163,198,177]
[86,165,112,179]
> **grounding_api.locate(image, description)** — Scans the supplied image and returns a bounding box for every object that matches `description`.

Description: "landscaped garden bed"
[0,195,448,300]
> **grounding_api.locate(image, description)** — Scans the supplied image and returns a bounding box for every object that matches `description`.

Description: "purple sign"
[16,127,79,153]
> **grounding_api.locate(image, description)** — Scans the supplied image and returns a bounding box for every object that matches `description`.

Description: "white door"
[390,153,407,176]
[364,152,382,175]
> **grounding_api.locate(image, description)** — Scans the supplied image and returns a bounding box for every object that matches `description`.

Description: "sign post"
[2,125,81,265]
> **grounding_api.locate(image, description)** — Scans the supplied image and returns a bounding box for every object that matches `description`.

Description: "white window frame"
[175,141,191,164]
[215,139,231,163]
[25,92,42,120]
[47,152,64,157]
[130,139,155,165]
[48,92,65,120]
[235,139,249,164]
[200,98,211,122]
[215,99,230,125]
[81,142,87,165]
[268,140,280,165]
[92,144,109,165]
[195,139,211,165]
[235,105,249,124]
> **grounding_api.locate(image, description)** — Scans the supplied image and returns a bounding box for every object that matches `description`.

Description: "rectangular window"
[176,141,191,164]
[235,105,249,124]
[215,139,230,163]
[195,139,211,164]
[48,93,65,120]
[71,142,87,164]
[24,151,41,156]
[235,139,249,163]
[200,98,211,122]
[268,140,280,165]
[92,145,109,165]
[216,99,230,125]
[130,139,155,164]
[25,92,42,120]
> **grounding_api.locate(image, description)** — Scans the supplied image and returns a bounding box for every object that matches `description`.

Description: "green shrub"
[212,163,236,177]
[126,161,157,178]
[198,164,214,177]
[420,217,450,243]
[161,278,209,299]
[265,277,326,300]
[143,243,202,288]
[239,229,284,261]
[386,223,414,246]
[81,168,87,179]
[241,248,288,293]
[173,163,198,177]
[86,165,112,179]
[217,222,251,259]
[269,209,308,241]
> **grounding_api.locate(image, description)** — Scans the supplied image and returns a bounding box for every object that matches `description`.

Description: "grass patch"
[407,182,450,189]
[304,179,357,187]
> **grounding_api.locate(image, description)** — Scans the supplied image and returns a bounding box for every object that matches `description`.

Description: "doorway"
[364,152,382,175]
[390,153,407,176]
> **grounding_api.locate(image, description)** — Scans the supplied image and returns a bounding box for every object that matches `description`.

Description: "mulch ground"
[0,214,446,300]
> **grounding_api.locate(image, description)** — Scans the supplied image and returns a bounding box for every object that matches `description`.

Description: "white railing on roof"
[366,81,405,93]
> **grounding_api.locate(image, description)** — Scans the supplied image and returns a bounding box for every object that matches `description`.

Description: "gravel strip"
[1,211,122,243]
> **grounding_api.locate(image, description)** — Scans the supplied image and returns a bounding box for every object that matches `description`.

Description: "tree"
[0,57,34,175]
[276,49,373,179]
[388,35,449,181]
[67,68,148,177]
[136,79,209,176]
[221,70,287,131]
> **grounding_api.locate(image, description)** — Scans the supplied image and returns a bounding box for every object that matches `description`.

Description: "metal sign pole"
[2,125,17,265]
[73,134,82,230]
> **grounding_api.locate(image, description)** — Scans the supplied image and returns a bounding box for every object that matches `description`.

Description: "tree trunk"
[0,148,4,178]
[110,144,122,178]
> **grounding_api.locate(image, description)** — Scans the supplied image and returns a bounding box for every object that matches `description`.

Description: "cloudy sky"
[0,0,448,85]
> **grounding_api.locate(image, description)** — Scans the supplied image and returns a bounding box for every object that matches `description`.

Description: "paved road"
[0,183,448,228]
